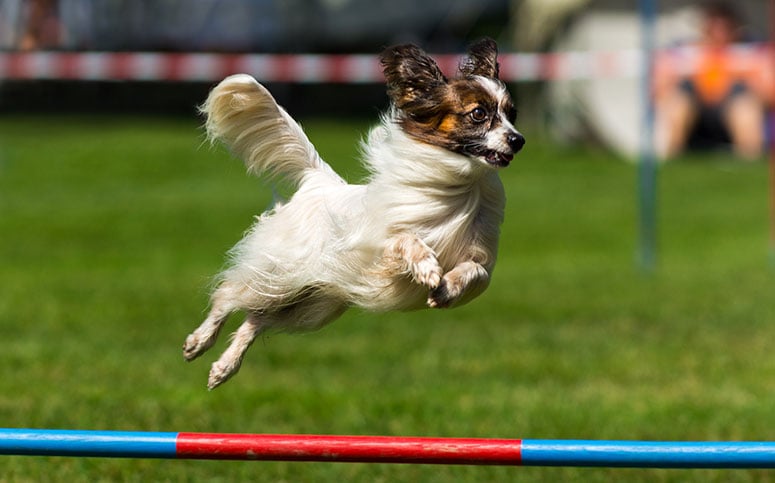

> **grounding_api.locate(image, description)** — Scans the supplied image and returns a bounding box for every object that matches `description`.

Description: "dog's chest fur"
[363,121,505,274]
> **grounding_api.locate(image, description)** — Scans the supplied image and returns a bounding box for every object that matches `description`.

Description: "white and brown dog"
[184,38,524,389]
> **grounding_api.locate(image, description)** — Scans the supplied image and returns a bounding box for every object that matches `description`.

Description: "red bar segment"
[176,433,522,465]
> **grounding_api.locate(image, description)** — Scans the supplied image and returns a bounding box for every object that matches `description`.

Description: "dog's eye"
[470,107,488,123]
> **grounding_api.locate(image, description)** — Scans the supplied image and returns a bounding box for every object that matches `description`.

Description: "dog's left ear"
[458,38,500,79]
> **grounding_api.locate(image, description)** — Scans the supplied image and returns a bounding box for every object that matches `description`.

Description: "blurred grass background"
[0,115,773,481]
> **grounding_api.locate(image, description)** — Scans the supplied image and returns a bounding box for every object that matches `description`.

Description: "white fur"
[184,74,506,389]
[478,77,522,155]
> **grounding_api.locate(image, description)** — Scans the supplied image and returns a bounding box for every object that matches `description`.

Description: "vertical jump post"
[769,0,775,265]
[638,0,658,270]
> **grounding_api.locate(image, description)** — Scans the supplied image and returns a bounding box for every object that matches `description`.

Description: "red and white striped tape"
[0,46,769,83]
[0,50,644,83]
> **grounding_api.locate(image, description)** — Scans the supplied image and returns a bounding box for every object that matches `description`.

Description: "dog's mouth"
[464,147,513,167]
[482,150,513,167]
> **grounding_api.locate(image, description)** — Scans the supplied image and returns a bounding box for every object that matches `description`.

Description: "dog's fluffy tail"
[201,74,344,187]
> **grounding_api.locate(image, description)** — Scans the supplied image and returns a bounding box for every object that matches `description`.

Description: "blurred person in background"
[17,0,62,50]
[655,2,773,161]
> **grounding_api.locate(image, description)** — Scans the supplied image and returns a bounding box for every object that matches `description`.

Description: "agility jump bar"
[1,429,774,468]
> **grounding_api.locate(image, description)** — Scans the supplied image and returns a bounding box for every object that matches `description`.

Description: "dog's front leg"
[427,260,490,308]
[384,233,443,289]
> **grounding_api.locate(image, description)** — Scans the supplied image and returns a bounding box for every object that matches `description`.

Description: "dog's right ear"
[380,44,448,112]
[458,38,500,79]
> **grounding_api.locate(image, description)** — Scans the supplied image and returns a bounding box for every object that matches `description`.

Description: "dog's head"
[380,38,524,168]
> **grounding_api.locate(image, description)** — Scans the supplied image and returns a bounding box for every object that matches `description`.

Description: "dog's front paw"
[411,254,443,289]
[427,276,464,308]
[427,261,489,308]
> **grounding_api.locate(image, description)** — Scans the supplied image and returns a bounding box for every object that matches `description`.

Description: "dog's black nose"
[507,133,525,153]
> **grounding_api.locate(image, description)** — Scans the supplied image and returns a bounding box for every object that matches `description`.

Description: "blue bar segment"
[0,429,178,458]
[521,440,775,468]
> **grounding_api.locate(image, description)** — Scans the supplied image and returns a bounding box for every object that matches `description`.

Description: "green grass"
[0,115,774,481]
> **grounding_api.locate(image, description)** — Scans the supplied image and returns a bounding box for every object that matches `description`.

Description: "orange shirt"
[693,48,734,103]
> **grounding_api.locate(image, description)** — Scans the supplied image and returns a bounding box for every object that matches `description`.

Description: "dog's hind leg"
[206,290,347,389]
[207,313,265,390]
[183,283,241,361]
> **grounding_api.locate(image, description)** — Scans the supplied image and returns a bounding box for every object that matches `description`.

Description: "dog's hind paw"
[183,333,212,361]
[207,359,242,390]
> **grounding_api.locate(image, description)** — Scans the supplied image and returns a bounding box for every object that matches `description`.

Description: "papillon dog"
[183,38,525,389]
